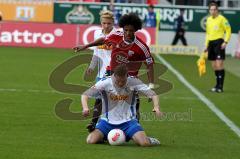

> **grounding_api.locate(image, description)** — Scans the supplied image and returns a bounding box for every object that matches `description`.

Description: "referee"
[204,2,231,93]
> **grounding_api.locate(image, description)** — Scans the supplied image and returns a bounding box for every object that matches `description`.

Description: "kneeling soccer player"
[81,64,162,146]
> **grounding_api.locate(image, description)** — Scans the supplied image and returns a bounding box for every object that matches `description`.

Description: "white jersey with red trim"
[90,28,116,78]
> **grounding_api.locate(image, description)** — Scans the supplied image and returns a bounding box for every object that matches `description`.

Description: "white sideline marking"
[0,88,57,94]
[155,54,240,138]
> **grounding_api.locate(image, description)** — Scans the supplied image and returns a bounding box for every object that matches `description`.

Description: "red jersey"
[104,31,154,76]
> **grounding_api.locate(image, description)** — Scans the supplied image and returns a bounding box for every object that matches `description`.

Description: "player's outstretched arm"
[151,95,163,117]
[81,95,90,117]
[146,64,154,88]
[73,37,105,53]
[86,55,98,75]
[131,78,162,117]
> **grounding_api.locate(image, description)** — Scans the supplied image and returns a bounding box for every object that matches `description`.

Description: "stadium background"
[0,0,240,55]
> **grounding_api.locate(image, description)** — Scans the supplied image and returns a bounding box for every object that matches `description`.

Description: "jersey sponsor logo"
[116,54,129,64]
[110,93,129,101]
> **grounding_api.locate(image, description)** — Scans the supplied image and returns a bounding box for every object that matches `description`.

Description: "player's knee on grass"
[86,130,104,144]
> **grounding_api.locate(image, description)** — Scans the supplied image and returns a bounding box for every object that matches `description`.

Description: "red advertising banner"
[0,22,77,48]
[0,22,155,48]
[78,25,156,47]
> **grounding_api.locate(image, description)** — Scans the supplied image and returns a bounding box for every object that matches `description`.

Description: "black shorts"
[207,39,225,61]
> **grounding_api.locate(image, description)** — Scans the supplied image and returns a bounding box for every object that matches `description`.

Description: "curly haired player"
[74,13,155,132]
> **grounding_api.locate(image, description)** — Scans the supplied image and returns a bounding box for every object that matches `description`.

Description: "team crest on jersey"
[128,50,134,56]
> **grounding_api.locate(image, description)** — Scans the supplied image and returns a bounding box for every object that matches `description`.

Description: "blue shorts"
[96,119,144,141]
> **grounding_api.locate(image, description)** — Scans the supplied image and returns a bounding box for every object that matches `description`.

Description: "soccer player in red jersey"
[74,13,154,83]
[73,13,155,131]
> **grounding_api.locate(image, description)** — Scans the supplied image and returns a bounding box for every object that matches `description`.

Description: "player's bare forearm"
[147,64,154,84]
[151,95,163,117]
[151,95,160,109]
[73,37,105,53]
[89,55,98,70]
[81,95,90,116]
[88,37,105,47]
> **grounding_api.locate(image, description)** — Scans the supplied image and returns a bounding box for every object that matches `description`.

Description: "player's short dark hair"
[118,13,142,31]
[114,64,128,77]
[208,1,219,9]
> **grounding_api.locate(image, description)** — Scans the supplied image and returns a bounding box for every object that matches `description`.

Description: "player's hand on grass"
[82,108,90,117]
[73,45,87,53]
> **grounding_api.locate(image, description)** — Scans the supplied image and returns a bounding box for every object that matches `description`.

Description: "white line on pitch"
[155,54,240,138]
[0,88,57,94]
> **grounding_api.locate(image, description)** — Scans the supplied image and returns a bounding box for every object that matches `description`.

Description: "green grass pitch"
[0,47,240,159]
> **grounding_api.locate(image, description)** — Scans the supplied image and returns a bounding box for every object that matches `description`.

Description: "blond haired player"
[86,10,116,132]
[82,64,161,146]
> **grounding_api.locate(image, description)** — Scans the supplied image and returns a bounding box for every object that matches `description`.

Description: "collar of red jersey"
[123,35,136,45]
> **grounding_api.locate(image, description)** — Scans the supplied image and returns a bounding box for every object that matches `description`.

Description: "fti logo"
[16,6,34,21]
